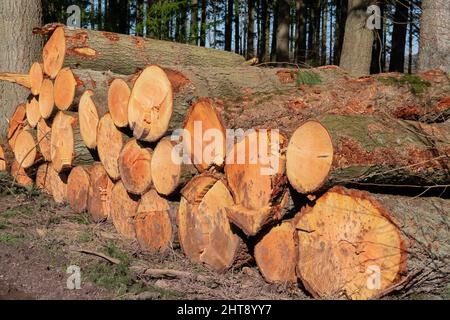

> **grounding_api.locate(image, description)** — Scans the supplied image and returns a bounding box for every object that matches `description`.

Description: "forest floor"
[0,172,304,300]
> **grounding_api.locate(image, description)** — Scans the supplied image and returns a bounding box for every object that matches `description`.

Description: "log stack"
[0,25,449,300]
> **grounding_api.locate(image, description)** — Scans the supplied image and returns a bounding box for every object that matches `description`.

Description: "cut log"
[286,115,450,194]
[177,173,241,272]
[110,180,139,239]
[0,145,6,171]
[26,97,40,128]
[38,78,55,119]
[97,113,127,180]
[254,220,298,284]
[0,72,31,89]
[42,26,65,79]
[50,111,95,173]
[67,166,91,213]
[128,65,173,142]
[118,138,153,195]
[7,104,27,150]
[29,62,43,96]
[46,163,68,204]
[151,137,196,196]
[135,189,173,252]
[36,118,51,161]
[36,163,52,194]
[87,162,114,222]
[10,160,33,187]
[13,129,38,169]
[224,129,289,236]
[182,98,226,172]
[34,24,245,75]
[295,187,450,300]
[108,78,131,128]
[53,67,77,110]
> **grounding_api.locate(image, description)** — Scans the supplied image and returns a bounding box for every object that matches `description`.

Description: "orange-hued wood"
[53,67,77,110]
[26,97,40,128]
[88,163,113,222]
[29,62,43,95]
[47,163,68,204]
[108,78,131,128]
[42,26,66,79]
[128,65,173,142]
[10,160,33,187]
[36,118,52,161]
[13,129,38,169]
[118,139,153,195]
[110,181,139,239]
[39,79,55,119]
[78,89,109,149]
[0,145,6,171]
[67,166,91,213]
[177,173,240,272]
[182,98,226,172]
[135,189,173,252]
[254,221,298,284]
[7,104,27,150]
[36,163,52,194]
[224,129,288,236]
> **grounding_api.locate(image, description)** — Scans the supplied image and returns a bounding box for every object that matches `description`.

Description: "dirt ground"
[0,172,305,300]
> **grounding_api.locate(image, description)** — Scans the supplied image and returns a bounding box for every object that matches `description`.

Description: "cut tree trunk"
[87,162,114,222]
[110,180,139,239]
[97,113,129,180]
[10,160,33,187]
[29,62,43,96]
[7,103,27,150]
[38,79,55,119]
[13,128,39,169]
[254,220,298,284]
[224,129,289,236]
[36,118,51,161]
[118,138,153,195]
[108,78,132,128]
[67,166,91,213]
[50,111,95,173]
[36,162,52,194]
[135,189,173,252]
[151,137,197,196]
[46,163,68,204]
[128,65,173,142]
[182,98,226,172]
[35,24,245,75]
[177,173,243,272]
[26,97,40,128]
[286,115,450,194]
[295,187,450,300]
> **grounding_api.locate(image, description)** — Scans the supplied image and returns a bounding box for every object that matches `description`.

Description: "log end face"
[43,27,66,79]
[79,90,99,149]
[54,68,76,110]
[108,79,130,128]
[67,166,91,213]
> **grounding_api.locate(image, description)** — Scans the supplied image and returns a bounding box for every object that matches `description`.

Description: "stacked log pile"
[0,24,449,300]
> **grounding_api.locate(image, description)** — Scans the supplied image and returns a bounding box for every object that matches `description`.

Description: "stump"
[87,162,114,222]
[67,166,91,213]
[110,181,139,239]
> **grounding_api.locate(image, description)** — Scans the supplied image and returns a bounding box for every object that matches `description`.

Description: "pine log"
[224,129,289,236]
[67,166,91,213]
[110,180,139,239]
[39,79,55,119]
[135,189,173,252]
[36,163,51,194]
[108,78,132,128]
[295,187,450,300]
[97,113,128,180]
[50,111,95,173]
[118,138,153,195]
[128,65,173,142]
[177,173,243,272]
[0,145,6,171]
[13,128,39,169]
[29,62,43,96]
[87,162,113,222]
[25,97,40,128]
[254,220,298,284]
[35,24,245,75]
[286,115,450,194]
[36,118,51,161]
[151,137,197,196]
[0,72,31,89]
[7,104,27,150]
[182,98,226,172]
[46,163,68,204]
[10,160,33,187]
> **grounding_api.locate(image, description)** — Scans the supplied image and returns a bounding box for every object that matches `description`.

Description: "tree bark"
[276,0,290,62]
[246,0,256,59]
[389,0,409,73]
[225,0,233,51]
[190,0,199,45]
[0,0,42,136]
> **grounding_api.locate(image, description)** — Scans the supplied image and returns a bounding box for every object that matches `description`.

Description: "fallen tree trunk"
[88,162,114,222]
[286,115,450,194]
[67,166,91,213]
[35,24,246,75]
[295,187,450,300]
[50,111,96,173]
[110,180,139,239]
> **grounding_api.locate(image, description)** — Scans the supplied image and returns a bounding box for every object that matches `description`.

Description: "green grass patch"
[378,74,431,95]
[0,234,19,245]
[68,211,91,225]
[297,69,322,86]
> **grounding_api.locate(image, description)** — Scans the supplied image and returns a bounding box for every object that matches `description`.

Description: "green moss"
[297,69,322,86]
[378,74,431,95]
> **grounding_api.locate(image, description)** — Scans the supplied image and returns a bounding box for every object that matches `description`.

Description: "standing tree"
[370,0,384,74]
[136,0,145,36]
[295,0,307,63]
[276,0,290,62]
[200,0,207,46]
[235,0,240,54]
[418,0,450,73]
[190,0,199,45]
[340,0,374,76]
[225,0,233,51]
[389,0,409,72]
[246,0,256,59]
[0,0,42,136]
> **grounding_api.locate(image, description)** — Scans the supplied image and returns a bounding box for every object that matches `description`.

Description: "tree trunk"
[235,0,240,54]
[110,180,139,238]
[271,0,279,61]
[225,0,233,51]
[389,0,409,73]
[295,0,306,63]
[246,0,256,59]
[340,0,374,77]
[36,118,51,161]
[276,0,290,62]
[136,0,144,36]
[34,25,245,75]
[321,2,328,66]
[333,0,348,65]
[296,187,450,299]
[199,0,207,47]
[418,0,450,73]
[190,0,199,45]
[88,162,114,222]
[370,0,384,74]
[260,0,269,62]
[286,115,450,194]
[0,0,42,136]
[67,165,91,213]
